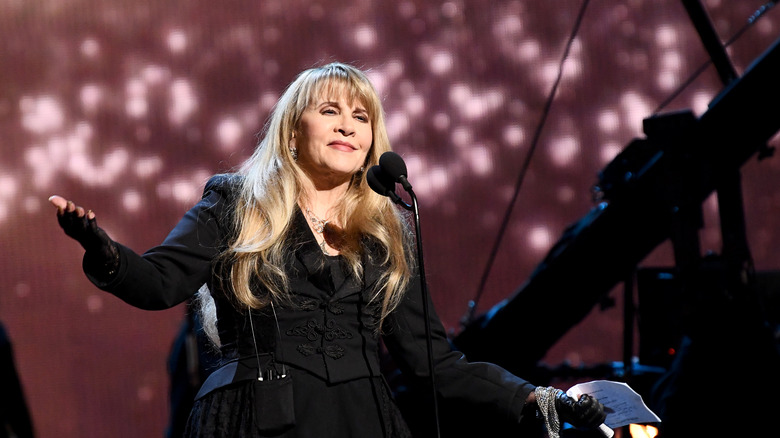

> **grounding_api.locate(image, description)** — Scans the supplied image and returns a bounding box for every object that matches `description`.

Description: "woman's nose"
[336,115,355,136]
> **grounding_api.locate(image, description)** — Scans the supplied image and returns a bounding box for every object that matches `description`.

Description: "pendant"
[319,239,330,256]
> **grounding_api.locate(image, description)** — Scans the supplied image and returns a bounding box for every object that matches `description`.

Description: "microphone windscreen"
[367,166,392,197]
[378,151,408,182]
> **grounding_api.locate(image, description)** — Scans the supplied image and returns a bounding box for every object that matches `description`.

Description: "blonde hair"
[220,62,412,329]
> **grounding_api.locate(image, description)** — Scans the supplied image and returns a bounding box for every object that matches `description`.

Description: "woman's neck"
[299,184,348,256]
[301,180,349,220]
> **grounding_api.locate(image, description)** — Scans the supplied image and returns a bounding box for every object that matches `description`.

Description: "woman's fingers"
[48,195,92,218]
[48,195,68,211]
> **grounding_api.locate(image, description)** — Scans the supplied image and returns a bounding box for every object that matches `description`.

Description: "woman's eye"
[355,114,368,122]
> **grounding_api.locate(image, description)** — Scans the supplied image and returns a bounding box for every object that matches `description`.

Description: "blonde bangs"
[295,68,382,132]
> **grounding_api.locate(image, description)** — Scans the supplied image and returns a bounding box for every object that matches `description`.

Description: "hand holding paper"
[566,380,661,435]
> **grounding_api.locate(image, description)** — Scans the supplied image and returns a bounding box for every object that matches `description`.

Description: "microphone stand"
[389,192,413,211]
[370,158,440,437]
[405,185,441,438]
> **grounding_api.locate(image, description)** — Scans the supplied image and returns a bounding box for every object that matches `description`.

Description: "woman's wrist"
[525,388,537,405]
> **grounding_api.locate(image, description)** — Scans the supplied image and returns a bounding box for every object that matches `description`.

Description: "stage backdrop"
[1,1,778,437]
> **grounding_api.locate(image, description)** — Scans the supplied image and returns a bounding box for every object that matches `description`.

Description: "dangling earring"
[289,147,298,161]
[359,166,365,173]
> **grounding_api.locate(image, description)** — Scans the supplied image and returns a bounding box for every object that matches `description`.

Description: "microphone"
[372,151,441,438]
[366,166,412,211]
[378,151,413,192]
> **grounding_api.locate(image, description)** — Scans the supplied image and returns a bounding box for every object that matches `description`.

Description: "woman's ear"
[288,131,299,161]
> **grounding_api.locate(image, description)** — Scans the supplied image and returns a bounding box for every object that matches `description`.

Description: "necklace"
[305,206,331,255]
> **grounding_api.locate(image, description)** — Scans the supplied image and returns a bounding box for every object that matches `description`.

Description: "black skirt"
[184,367,413,438]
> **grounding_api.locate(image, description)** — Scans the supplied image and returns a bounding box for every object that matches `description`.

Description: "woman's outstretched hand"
[49,195,104,252]
[48,195,119,275]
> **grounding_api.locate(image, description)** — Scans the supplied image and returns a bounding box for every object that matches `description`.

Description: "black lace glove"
[555,392,607,429]
[56,201,119,279]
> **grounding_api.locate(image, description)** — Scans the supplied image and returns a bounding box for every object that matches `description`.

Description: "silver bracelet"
[535,386,563,438]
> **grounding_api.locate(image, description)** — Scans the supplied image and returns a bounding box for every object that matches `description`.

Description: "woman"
[50,62,605,437]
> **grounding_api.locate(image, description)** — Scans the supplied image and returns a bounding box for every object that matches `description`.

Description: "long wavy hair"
[220,62,412,329]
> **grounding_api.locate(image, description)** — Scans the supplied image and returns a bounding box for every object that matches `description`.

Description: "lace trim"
[297,298,345,315]
[296,343,345,359]
[286,318,352,360]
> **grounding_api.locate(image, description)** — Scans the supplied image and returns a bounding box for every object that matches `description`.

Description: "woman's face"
[293,91,372,187]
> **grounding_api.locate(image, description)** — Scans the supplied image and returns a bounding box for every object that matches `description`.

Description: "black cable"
[463,0,593,326]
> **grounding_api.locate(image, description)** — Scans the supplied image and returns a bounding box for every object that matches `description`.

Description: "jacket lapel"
[289,207,385,300]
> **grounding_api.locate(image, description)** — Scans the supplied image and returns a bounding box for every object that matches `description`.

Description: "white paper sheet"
[566,380,662,429]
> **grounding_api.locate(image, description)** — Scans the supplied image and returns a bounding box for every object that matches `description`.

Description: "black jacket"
[85,174,536,436]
